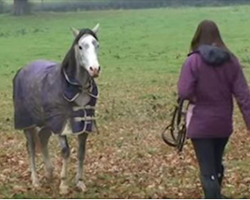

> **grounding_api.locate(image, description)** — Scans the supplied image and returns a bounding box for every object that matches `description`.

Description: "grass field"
[1,5,250,199]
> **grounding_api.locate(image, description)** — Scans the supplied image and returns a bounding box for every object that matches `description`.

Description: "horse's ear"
[92,23,100,34]
[71,27,79,37]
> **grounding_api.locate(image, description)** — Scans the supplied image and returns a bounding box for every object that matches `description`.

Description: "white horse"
[13,24,100,194]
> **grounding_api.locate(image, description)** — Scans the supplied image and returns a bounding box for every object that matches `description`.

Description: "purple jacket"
[178,45,250,138]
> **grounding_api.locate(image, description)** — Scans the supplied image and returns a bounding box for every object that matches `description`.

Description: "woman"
[178,20,250,198]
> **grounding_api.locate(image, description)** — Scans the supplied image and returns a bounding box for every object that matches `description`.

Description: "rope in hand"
[161,98,188,153]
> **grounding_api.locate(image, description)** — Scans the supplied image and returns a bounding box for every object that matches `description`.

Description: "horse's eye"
[78,45,82,50]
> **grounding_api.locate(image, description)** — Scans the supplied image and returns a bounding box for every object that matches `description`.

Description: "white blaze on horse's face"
[72,24,100,78]
[77,35,100,77]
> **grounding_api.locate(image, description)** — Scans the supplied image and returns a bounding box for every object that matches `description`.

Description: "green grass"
[1,6,250,198]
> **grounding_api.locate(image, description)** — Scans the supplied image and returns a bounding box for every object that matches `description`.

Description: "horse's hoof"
[59,184,69,195]
[76,181,87,193]
[45,171,54,181]
[32,181,40,189]
[46,166,54,176]
[31,173,40,189]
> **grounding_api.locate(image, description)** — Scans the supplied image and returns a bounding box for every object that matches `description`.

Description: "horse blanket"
[13,60,98,135]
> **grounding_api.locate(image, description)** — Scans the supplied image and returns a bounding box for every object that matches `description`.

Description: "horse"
[12,24,101,194]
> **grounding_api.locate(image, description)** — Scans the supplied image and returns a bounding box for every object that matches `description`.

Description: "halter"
[161,98,188,152]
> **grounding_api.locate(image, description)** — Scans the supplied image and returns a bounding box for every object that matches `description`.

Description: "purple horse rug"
[13,60,98,135]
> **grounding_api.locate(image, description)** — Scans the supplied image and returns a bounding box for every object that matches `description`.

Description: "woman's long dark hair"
[190,20,230,53]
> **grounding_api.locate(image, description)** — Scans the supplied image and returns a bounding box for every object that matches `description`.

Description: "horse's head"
[71,24,100,78]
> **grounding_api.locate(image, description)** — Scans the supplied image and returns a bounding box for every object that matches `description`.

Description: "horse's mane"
[61,29,98,85]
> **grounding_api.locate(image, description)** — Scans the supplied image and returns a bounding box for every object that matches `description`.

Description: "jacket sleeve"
[178,56,197,100]
[232,60,250,131]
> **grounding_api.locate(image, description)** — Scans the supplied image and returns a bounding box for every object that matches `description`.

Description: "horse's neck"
[74,64,93,106]
[62,59,90,89]
[61,57,92,106]
[76,66,91,91]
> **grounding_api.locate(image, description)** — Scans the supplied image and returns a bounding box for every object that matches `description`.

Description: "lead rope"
[161,98,187,153]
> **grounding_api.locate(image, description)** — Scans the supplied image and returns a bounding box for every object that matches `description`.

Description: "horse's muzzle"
[89,66,101,78]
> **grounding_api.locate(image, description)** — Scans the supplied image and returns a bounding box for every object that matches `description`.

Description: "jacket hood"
[197,45,231,66]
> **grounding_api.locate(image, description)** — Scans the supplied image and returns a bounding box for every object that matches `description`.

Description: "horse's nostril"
[89,67,93,71]
[98,66,101,72]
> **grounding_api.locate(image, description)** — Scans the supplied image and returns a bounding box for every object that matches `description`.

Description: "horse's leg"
[24,128,40,188]
[76,133,88,192]
[38,128,54,180]
[58,135,70,194]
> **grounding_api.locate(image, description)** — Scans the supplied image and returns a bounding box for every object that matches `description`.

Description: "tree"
[13,0,30,16]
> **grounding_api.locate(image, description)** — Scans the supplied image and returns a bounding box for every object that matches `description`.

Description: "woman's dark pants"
[191,138,229,199]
